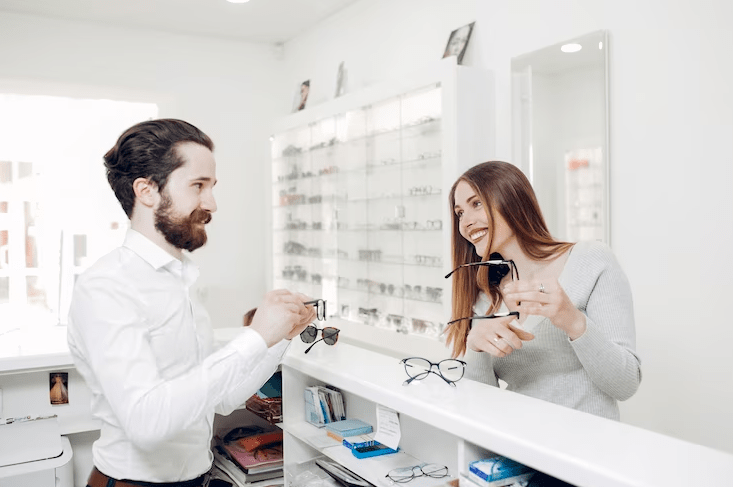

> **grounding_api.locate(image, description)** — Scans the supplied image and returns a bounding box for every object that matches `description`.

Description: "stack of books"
[213,426,285,487]
[304,385,345,426]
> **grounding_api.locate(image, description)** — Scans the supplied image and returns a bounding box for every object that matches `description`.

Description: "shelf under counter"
[281,341,733,487]
[282,420,452,487]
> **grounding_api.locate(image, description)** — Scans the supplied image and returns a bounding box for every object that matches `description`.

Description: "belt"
[87,467,208,487]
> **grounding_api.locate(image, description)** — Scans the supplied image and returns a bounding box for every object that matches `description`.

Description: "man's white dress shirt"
[68,229,289,482]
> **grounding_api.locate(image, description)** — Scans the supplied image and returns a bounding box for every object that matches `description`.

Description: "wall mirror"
[511,30,609,244]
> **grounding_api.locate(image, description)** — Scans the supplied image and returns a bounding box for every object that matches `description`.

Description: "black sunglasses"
[300,324,340,353]
[444,259,520,281]
[446,310,519,327]
[303,299,327,321]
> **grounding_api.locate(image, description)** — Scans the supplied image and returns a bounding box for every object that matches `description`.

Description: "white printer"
[0,416,74,487]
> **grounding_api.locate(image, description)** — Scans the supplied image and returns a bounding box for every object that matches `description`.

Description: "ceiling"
[0,0,361,44]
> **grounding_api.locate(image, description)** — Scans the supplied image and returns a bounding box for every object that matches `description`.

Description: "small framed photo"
[293,80,310,112]
[442,22,475,65]
[50,372,69,405]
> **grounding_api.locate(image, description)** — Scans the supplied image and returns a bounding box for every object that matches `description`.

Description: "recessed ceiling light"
[561,43,582,53]
[227,0,250,3]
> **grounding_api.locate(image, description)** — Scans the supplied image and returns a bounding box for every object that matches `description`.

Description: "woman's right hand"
[466,315,533,358]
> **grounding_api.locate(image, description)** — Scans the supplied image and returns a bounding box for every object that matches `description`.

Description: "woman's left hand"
[503,280,587,340]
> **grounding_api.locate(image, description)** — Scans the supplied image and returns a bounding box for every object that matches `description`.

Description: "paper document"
[373,404,400,450]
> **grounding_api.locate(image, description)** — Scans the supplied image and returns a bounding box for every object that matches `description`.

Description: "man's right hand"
[249,289,313,347]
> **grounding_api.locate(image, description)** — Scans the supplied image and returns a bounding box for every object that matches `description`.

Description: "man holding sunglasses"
[68,119,316,487]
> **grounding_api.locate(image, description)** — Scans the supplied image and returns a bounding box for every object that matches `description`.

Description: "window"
[0,94,158,336]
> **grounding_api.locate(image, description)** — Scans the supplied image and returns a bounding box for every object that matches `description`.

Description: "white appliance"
[0,417,73,487]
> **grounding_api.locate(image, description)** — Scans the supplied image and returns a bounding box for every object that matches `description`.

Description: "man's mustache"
[190,208,212,225]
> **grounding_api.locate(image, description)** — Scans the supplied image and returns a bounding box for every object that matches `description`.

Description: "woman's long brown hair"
[445,161,574,357]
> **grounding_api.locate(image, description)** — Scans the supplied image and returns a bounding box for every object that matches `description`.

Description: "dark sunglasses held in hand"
[303,299,327,321]
[399,357,466,387]
[300,324,340,354]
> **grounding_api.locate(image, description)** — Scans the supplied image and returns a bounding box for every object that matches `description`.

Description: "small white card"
[373,404,400,450]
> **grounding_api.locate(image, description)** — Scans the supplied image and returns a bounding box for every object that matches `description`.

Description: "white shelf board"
[283,420,455,487]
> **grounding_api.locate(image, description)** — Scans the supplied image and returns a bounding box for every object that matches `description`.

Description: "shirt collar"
[123,229,200,286]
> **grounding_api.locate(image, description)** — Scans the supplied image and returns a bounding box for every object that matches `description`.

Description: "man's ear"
[132,178,159,208]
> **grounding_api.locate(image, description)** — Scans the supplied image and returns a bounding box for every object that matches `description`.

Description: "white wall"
[280,0,733,454]
[0,12,285,330]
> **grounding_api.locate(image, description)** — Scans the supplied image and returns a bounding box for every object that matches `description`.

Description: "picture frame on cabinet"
[293,80,311,112]
[442,22,475,65]
[50,371,69,405]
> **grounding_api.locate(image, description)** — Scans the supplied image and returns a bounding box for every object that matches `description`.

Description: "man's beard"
[154,194,212,252]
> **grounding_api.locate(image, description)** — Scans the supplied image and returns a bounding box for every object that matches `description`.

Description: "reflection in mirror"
[512,30,609,244]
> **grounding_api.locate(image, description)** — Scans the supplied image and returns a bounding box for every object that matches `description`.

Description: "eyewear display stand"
[280,340,733,487]
[268,57,494,356]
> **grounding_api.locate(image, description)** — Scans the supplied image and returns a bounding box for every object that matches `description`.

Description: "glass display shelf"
[268,58,494,347]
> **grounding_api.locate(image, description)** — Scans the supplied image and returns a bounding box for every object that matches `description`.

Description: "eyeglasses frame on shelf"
[399,357,467,387]
[385,463,450,484]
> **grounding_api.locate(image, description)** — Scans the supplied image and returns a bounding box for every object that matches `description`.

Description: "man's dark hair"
[104,119,214,217]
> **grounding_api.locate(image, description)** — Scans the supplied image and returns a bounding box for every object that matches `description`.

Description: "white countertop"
[282,340,733,487]
[0,326,75,374]
[0,325,242,375]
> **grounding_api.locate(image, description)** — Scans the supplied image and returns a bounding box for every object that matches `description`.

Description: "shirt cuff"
[229,327,269,359]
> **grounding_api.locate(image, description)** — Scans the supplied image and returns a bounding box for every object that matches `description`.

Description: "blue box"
[342,433,375,450]
[324,419,373,437]
[469,457,535,485]
[351,442,399,459]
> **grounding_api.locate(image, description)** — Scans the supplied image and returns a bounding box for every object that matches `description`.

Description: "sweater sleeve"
[566,242,642,401]
[463,348,499,387]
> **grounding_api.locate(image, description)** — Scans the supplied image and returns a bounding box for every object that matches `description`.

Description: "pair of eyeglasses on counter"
[386,463,449,484]
[399,357,466,387]
[301,299,339,353]
[444,259,521,327]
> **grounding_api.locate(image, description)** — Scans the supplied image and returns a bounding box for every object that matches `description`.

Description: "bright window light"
[0,94,158,336]
[561,43,582,53]
[599,41,603,50]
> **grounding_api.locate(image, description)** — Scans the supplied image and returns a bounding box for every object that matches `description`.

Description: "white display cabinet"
[268,58,494,357]
[280,341,733,487]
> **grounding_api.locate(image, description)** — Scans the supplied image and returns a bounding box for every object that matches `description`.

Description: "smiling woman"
[446,160,640,421]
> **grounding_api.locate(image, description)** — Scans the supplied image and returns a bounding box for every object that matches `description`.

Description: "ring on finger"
[539,283,545,293]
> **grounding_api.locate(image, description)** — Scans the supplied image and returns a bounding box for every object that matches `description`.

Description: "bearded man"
[68,119,315,487]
